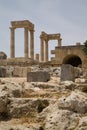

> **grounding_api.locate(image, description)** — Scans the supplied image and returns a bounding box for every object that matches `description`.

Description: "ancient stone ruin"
[40,31,62,62]
[0,19,87,78]
[0,51,7,59]
[10,20,34,59]
[0,20,87,130]
[8,20,86,68]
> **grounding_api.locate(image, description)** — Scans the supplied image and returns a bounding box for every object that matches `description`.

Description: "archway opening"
[63,55,82,67]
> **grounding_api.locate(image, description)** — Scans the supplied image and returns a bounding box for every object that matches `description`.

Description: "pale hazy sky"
[0,0,87,58]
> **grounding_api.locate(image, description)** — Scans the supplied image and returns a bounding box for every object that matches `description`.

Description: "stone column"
[40,38,44,62]
[10,27,15,58]
[35,53,39,61]
[24,27,28,58]
[45,40,48,62]
[30,30,34,59]
[58,38,62,46]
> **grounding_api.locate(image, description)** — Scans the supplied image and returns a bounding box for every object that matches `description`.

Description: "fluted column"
[40,38,44,62]
[58,38,62,46]
[10,27,15,58]
[45,40,48,62]
[30,30,34,59]
[24,27,28,58]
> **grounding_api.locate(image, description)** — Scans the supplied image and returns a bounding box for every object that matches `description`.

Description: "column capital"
[45,39,48,43]
[30,29,34,32]
[9,27,16,30]
[24,27,28,29]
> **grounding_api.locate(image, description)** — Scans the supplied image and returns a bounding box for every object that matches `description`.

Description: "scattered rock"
[58,91,87,114]
[77,84,87,92]
[60,80,76,90]
[75,78,87,83]
[8,98,49,118]
[0,65,86,129]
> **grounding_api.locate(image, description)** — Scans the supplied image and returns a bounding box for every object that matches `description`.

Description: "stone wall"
[51,45,85,67]
[6,66,31,77]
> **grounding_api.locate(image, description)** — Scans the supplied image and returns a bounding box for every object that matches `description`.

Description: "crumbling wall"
[6,66,31,77]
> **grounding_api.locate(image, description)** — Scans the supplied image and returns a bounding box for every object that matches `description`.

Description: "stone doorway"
[63,55,82,67]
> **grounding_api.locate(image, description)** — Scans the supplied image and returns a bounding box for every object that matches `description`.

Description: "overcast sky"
[0,0,87,58]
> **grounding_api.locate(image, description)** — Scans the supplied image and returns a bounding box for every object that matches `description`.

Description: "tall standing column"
[10,27,15,58]
[30,30,34,59]
[45,40,48,62]
[24,27,28,58]
[58,38,62,46]
[40,38,44,62]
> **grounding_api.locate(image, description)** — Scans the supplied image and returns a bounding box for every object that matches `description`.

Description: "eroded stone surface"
[0,74,87,129]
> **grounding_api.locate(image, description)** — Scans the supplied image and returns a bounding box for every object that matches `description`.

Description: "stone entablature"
[40,31,62,62]
[10,20,34,59]
[11,20,34,30]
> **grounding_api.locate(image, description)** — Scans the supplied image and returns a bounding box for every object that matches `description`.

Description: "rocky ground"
[0,67,87,130]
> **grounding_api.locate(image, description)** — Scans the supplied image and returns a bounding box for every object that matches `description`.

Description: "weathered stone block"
[0,51,7,59]
[27,71,50,82]
[61,64,75,81]
[12,66,31,77]
[0,67,6,77]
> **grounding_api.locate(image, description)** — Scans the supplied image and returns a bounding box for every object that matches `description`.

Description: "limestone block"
[61,64,75,81]
[13,67,31,77]
[27,71,50,82]
[0,67,6,77]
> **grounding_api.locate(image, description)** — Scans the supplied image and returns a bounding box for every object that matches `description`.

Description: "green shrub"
[83,40,87,55]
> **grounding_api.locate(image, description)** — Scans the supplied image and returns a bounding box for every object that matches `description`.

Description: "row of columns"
[10,27,34,59]
[40,38,62,62]
[10,23,62,62]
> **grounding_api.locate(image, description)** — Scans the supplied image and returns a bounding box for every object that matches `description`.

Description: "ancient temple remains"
[10,20,34,59]
[40,31,62,62]
[1,19,86,70]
